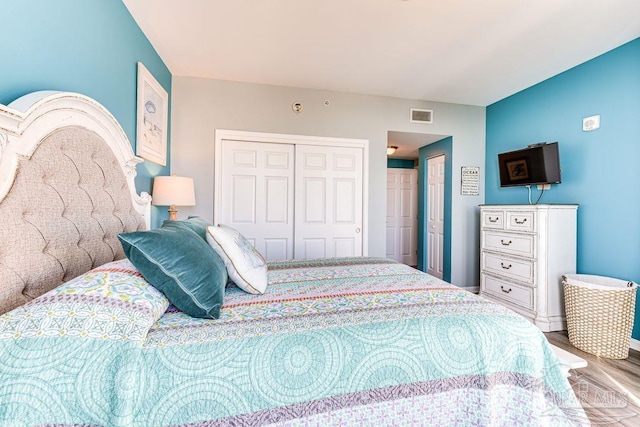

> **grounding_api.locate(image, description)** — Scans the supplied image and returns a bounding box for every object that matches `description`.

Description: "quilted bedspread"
[0,257,587,426]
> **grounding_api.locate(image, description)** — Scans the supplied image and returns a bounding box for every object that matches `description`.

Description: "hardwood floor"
[545,331,640,426]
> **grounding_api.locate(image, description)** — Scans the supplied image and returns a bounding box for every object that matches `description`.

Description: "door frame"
[214,129,370,256]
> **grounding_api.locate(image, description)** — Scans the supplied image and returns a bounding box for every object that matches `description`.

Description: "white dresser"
[479,204,578,332]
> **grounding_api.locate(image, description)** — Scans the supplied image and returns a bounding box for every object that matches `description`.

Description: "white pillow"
[206,225,268,294]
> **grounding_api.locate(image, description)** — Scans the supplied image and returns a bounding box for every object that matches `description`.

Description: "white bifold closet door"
[219,139,363,261]
[294,144,363,259]
[220,140,295,261]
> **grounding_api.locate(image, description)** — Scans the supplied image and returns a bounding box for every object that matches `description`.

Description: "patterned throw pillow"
[206,225,268,294]
[119,221,228,319]
[0,259,169,343]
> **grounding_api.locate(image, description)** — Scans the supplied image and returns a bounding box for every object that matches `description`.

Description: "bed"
[0,92,588,426]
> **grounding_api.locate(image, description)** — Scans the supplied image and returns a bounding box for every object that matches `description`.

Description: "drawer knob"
[488,217,499,223]
[500,262,512,269]
[500,285,512,294]
[514,218,527,224]
[500,239,512,246]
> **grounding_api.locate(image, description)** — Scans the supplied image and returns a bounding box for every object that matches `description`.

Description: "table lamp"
[152,175,196,220]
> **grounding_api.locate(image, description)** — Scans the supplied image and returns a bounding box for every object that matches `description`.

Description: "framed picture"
[461,166,480,195]
[136,62,168,166]
[506,159,529,181]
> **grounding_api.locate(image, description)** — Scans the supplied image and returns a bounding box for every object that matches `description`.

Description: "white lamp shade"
[152,175,196,206]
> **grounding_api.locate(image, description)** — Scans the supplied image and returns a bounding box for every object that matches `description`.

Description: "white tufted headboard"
[0,91,151,314]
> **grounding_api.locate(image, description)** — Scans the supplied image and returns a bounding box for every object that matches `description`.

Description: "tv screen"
[498,142,561,187]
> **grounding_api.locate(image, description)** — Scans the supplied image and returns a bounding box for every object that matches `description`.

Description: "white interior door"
[427,155,445,279]
[386,168,418,266]
[220,140,294,261]
[294,144,363,259]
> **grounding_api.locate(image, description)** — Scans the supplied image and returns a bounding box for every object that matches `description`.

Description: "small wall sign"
[461,166,480,195]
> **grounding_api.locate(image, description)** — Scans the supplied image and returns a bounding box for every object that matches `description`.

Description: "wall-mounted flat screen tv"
[498,142,561,187]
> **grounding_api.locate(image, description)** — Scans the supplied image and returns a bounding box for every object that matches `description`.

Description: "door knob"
[355,227,361,233]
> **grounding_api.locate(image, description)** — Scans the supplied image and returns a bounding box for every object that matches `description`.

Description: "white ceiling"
[123,0,640,107]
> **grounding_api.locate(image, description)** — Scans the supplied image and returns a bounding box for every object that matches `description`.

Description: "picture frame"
[136,62,168,166]
[506,159,529,181]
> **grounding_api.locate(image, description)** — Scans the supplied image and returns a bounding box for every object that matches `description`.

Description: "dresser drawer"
[481,210,504,229]
[481,274,535,311]
[506,211,535,232]
[481,252,534,284]
[482,231,535,258]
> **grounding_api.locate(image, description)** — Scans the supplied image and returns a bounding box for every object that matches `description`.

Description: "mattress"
[0,257,587,426]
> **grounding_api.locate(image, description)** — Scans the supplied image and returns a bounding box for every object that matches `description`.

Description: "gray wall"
[171,76,485,287]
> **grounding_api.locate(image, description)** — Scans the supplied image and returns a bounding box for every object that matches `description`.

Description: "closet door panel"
[302,178,327,223]
[265,177,289,224]
[302,238,326,259]
[294,145,363,259]
[220,140,294,261]
[264,238,288,261]
[334,179,355,223]
[231,176,256,223]
[334,238,356,258]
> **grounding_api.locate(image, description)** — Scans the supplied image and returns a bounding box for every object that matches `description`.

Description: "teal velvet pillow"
[118,221,227,319]
[161,216,211,241]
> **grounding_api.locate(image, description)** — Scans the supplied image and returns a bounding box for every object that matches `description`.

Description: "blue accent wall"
[417,137,452,281]
[387,158,416,169]
[486,38,640,340]
[1,0,171,228]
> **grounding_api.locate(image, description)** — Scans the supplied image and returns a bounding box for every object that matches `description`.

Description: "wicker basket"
[563,274,637,359]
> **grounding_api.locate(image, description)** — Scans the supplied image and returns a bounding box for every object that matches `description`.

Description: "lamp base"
[168,205,178,221]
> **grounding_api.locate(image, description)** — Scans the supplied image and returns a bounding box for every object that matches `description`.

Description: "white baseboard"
[631,338,640,352]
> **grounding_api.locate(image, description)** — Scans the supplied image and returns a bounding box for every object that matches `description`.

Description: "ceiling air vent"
[410,108,433,124]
